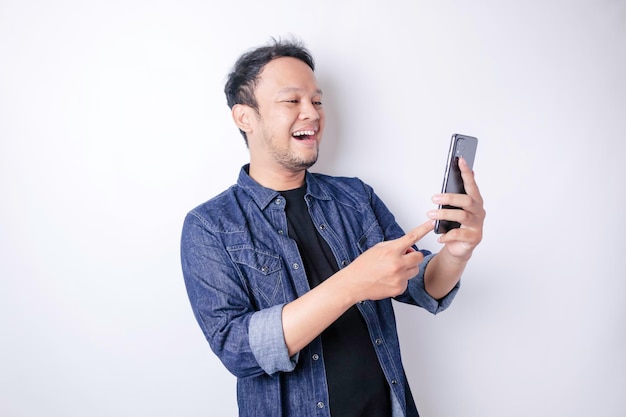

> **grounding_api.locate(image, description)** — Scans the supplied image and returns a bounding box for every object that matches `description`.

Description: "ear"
[231,104,253,133]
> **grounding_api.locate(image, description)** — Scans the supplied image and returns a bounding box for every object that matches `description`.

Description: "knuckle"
[452,210,468,225]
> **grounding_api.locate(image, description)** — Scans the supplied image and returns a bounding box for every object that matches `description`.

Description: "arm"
[424,156,486,299]
[181,215,289,378]
[181,205,432,374]
[281,220,435,356]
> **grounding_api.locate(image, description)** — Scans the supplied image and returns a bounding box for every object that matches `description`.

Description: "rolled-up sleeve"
[249,304,299,375]
[396,252,460,314]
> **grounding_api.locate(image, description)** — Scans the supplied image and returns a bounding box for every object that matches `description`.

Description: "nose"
[299,101,321,121]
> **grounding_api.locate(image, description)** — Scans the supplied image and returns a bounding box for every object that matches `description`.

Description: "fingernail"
[432,195,442,203]
[427,210,437,219]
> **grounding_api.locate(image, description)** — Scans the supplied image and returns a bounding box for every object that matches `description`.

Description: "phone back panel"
[442,134,477,195]
[435,134,478,234]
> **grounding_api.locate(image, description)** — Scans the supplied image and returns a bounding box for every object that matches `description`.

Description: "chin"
[286,156,318,171]
[296,160,318,171]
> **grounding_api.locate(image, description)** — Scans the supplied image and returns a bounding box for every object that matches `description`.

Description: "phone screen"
[434,134,478,234]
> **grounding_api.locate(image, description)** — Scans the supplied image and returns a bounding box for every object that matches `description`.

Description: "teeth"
[293,130,315,137]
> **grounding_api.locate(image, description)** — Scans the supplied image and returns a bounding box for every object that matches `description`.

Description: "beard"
[257,117,321,172]
[271,146,319,171]
[264,132,319,171]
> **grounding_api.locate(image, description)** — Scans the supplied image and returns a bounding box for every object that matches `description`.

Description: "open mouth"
[292,130,316,140]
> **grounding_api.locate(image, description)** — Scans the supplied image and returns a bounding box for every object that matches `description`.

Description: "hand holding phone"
[434,134,478,234]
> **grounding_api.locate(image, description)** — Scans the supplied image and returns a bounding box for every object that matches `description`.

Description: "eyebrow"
[277,87,324,96]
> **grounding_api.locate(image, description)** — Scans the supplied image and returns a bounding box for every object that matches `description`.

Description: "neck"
[248,163,306,191]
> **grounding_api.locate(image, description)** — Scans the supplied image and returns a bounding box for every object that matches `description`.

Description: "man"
[180,38,485,417]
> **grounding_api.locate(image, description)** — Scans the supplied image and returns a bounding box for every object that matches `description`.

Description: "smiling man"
[236,55,325,188]
[180,38,485,417]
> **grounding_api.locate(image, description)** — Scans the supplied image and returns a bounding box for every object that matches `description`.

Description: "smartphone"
[434,133,478,234]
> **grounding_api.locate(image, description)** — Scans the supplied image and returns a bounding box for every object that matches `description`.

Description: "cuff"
[248,304,299,375]
[407,252,460,314]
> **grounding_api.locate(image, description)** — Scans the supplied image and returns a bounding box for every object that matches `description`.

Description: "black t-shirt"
[281,186,391,417]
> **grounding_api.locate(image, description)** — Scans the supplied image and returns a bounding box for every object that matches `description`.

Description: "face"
[245,57,325,173]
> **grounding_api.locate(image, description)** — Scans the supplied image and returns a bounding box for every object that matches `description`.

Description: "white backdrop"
[1,1,625,416]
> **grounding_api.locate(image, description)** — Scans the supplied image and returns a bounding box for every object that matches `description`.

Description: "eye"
[313,100,323,106]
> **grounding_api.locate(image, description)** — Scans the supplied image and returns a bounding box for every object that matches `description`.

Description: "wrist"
[327,267,363,306]
[440,245,472,266]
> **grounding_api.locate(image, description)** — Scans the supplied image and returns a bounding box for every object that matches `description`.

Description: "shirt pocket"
[228,247,285,309]
[356,219,385,253]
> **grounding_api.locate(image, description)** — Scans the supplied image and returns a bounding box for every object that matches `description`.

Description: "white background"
[1,1,625,416]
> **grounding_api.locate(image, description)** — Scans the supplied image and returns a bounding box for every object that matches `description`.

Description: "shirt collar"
[237,164,331,209]
[304,171,332,201]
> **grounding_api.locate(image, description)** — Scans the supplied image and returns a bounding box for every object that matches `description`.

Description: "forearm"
[423,246,468,300]
[281,269,357,357]
[282,221,433,357]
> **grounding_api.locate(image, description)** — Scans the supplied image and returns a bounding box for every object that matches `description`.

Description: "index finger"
[397,220,435,248]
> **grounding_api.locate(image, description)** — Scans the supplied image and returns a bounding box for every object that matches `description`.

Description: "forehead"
[256,57,321,96]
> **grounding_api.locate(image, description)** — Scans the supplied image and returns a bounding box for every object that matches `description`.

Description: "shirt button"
[317,402,325,409]
[375,338,382,345]
[261,266,269,274]
[312,353,319,361]
[341,260,349,267]
[274,198,281,205]
[277,229,284,235]
[319,224,326,230]
[292,263,300,270]
[391,379,398,385]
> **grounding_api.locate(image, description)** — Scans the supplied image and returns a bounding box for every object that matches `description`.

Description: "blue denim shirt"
[181,165,459,417]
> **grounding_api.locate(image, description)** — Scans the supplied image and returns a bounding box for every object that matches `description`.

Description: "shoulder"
[309,172,374,196]
[184,184,251,232]
[307,172,379,208]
